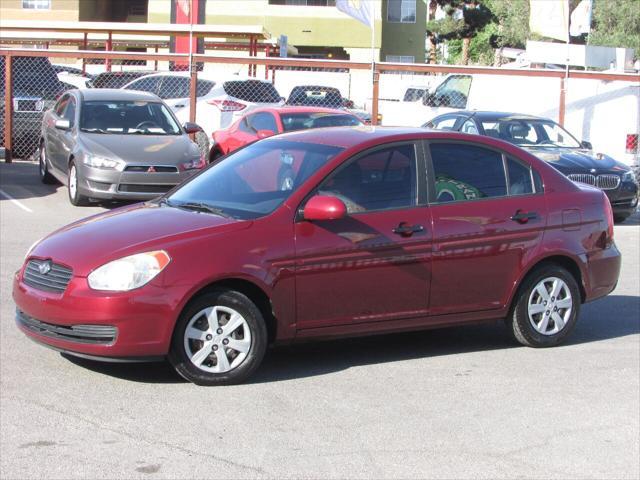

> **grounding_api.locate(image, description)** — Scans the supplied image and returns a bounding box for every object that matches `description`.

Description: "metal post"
[81,33,87,75]
[265,44,270,79]
[4,55,13,163]
[154,46,159,71]
[189,59,197,125]
[559,75,566,126]
[371,69,380,126]
[105,31,112,72]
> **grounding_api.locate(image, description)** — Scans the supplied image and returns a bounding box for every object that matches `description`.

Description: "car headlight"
[88,250,171,291]
[622,170,637,183]
[84,154,124,171]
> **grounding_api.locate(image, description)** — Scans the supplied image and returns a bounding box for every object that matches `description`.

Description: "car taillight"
[626,134,638,154]
[207,99,246,112]
[603,193,614,244]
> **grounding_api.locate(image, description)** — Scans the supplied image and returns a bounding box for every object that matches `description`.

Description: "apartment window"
[387,0,416,23]
[22,0,50,9]
[386,55,415,63]
[269,0,336,5]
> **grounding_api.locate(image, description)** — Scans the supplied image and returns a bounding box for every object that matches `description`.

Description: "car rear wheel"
[509,264,580,348]
[67,161,89,206]
[39,142,56,184]
[169,289,268,386]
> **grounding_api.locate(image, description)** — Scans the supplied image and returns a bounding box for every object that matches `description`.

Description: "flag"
[336,0,374,28]
[569,0,592,37]
[529,0,569,42]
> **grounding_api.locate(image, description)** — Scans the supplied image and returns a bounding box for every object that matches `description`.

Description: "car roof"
[445,110,550,122]
[252,106,355,115]
[77,88,162,102]
[267,126,438,148]
[128,72,271,83]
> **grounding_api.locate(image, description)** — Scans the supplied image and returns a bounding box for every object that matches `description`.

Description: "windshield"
[80,100,182,135]
[281,113,362,132]
[481,118,581,148]
[167,139,344,219]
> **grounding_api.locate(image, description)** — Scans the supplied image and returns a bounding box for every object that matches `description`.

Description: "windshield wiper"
[80,128,110,134]
[174,201,232,218]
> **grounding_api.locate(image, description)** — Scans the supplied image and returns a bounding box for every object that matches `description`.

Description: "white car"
[121,72,284,141]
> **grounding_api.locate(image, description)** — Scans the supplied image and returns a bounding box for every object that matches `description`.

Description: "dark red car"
[209,106,362,162]
[14,127,621,385]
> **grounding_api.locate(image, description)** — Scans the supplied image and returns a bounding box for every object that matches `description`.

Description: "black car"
[286,85,344,109]
[0,56,66,159]
[425,111,639,222]
[87,71,153,89]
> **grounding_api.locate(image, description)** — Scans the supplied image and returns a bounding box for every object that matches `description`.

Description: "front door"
[426,141,547,315]
[294,142,433,329]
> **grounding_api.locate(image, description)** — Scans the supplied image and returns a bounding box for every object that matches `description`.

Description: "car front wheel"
[509,264,581,348]
[67,161,89,206]
[169,289,268,386]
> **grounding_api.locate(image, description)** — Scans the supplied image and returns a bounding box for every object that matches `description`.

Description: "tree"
[589,0,640,53]
[426,0,494,65]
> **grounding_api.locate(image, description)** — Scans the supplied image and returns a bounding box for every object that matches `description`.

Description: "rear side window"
[430,143,506,202]
[223,80,281,103]
[506,157,534,195]
[158,76,190,99]
[126,76,160,94]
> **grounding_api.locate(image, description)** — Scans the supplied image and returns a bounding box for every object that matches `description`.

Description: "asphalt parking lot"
[1,160,638,480]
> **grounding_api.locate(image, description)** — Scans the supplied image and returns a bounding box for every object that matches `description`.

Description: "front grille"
[596,174,621,190]
[124,165,178,173]
[16,310,117,345]
[568,174,596,186]
[118,184,175,193]
[23,260,73,293]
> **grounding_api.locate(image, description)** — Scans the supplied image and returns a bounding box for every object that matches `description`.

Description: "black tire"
[168,290,268,386]
[208,148,223,164]
[508,264,581,348]
[67,160,89,206]
[613,214,629,224]
[38,142,57,184]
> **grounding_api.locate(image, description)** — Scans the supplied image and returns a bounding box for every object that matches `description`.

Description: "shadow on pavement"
[59,294,639,385]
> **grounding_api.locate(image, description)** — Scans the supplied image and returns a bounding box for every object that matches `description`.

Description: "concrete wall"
[0,0,79,21]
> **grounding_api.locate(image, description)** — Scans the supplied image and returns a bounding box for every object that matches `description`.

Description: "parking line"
[0,189,33,213]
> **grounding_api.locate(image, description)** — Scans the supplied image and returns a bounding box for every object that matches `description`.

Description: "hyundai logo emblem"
[38,261,52,275]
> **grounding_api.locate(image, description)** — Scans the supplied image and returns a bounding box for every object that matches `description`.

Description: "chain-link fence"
[1,48,638,169]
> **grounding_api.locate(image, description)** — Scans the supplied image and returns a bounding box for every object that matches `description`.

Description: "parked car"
[86,70,152,89]
[38,88,205,205]
[209,106,362,162]
[0,56,66,159]
[122,72,284,142]
[424,111,639,222]
[15,127,621,385]
[286,85,375,125]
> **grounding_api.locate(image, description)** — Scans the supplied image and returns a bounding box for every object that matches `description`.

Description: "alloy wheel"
[183,306,252,373]
[527,276,573,336]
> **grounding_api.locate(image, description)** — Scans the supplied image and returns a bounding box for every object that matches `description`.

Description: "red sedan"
[14,127,621,385]
[209,106,362,162]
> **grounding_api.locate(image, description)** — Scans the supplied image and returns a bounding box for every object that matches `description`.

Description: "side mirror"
[581,140,593,150]
[54,119,71,130]
[303,195,347,221]
[257,129,275,139]
[183,122,203,134]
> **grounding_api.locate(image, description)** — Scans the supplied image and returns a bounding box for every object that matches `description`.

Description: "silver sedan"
[39,89,206,206]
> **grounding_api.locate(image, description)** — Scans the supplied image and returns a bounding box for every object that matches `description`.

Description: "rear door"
[294,142,433,329]
[426,141,547,315]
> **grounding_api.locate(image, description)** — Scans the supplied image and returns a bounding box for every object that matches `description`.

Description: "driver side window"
[318,144,418,214]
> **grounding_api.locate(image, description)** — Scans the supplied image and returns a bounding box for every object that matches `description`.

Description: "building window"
[269,0,336,5]
[386,55,415,63]
[387,0,416,23]
[22,0,50,9]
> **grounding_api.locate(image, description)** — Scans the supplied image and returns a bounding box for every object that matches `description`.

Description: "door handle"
[392,222,424,237]
[511,210,538,224]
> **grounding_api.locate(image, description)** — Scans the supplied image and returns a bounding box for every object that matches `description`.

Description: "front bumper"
[77,164,199,201]
[12,270,185,359]
[604,181,639,216]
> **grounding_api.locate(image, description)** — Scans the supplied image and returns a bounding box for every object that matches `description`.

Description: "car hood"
[79,133,200,164]
[523,147,629,174]
[30,203,251,277]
